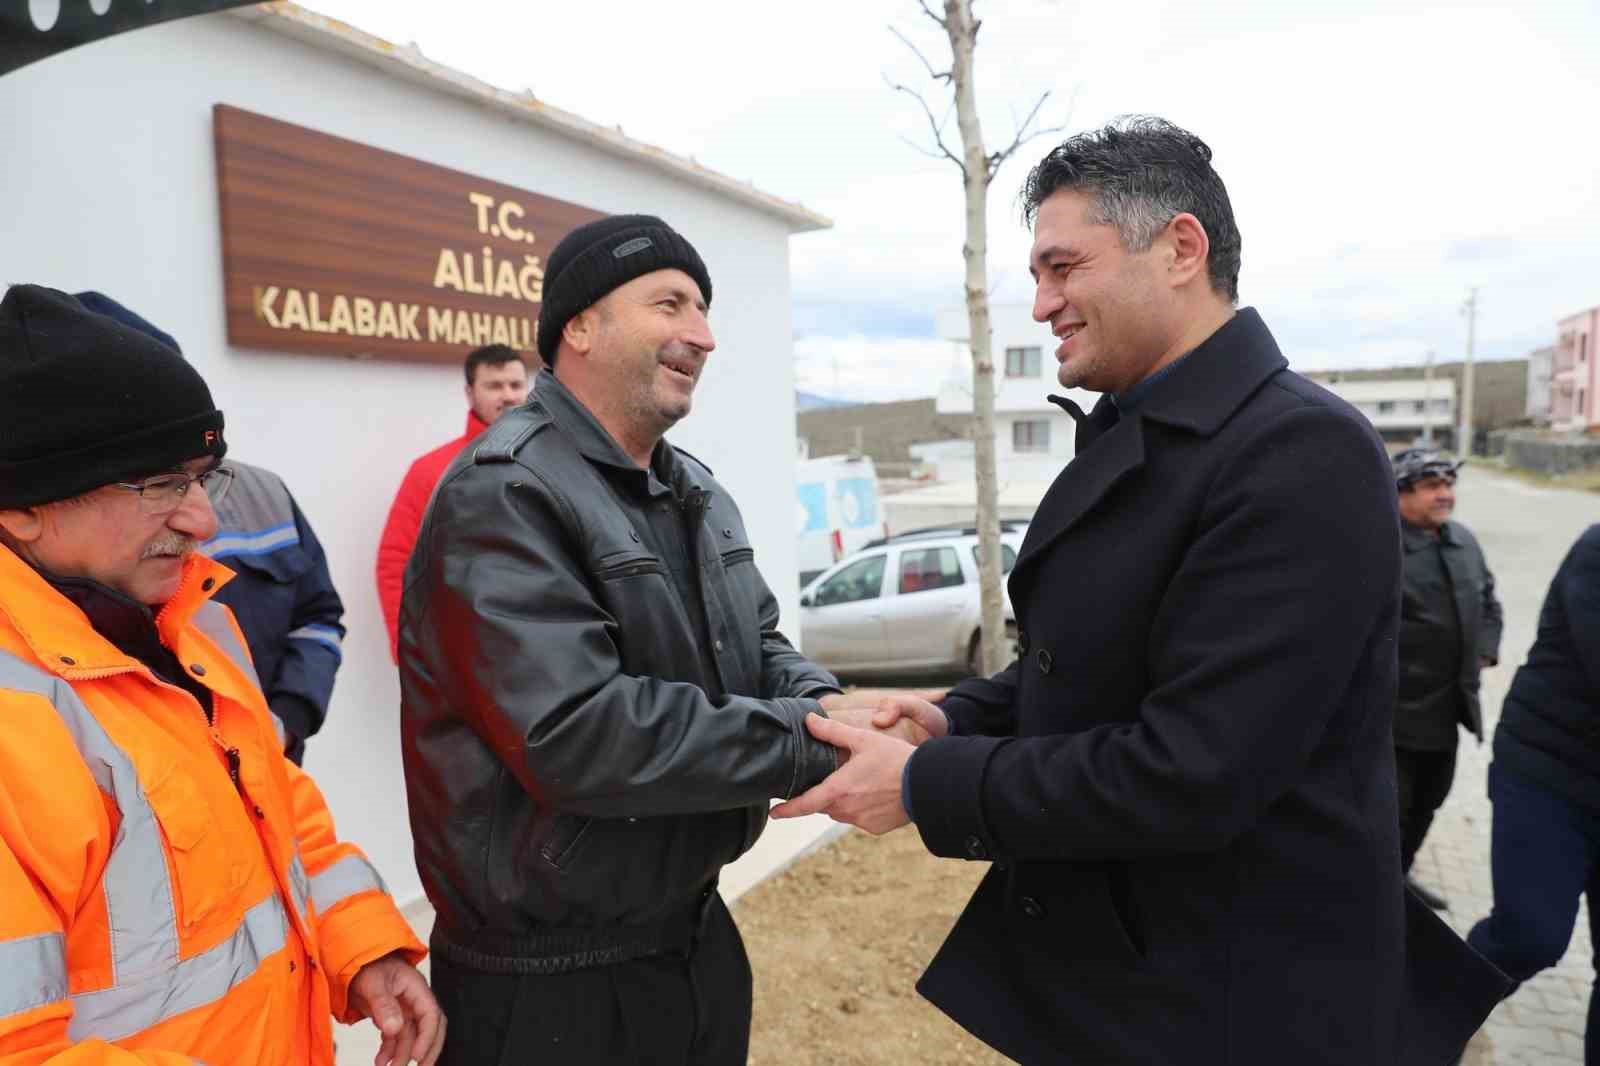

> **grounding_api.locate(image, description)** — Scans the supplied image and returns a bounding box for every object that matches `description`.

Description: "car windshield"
[814,554,887,606]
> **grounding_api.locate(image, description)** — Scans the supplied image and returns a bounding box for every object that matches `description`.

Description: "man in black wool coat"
[774,116,1509,1065]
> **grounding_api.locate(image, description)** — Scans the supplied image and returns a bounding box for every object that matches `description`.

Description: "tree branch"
[917,0,947,29]
[986,88,1072,180]
[888,24,951,83]
[883,74,966,175]
[897,133,954,162]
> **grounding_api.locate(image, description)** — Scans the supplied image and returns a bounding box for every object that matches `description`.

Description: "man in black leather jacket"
[1391,448,1502,911]
[399,215,904,1066]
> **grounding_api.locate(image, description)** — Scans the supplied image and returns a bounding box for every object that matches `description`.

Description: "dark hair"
[1020,116,1242,302]
[463,344,527,385]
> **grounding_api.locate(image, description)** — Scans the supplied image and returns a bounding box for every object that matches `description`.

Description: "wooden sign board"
[213,103,605,364]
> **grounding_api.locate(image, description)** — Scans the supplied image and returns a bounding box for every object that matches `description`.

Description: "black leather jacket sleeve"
[419,469,838,820]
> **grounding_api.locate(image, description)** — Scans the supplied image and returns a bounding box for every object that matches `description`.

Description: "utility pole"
[1458,287,1479,456]
[1421,349,1435,445]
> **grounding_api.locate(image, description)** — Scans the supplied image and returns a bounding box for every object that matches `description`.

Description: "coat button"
[190,663,207,676]
[201,577,215,591]
[1019,896,1046,920]
[59,655,76,666]
[722,527,734,538]
[1037,649,1053,674]
[629,529,640,542]
[1017,629,1029,653]
[964,835,988,860]
[714,639,725,652]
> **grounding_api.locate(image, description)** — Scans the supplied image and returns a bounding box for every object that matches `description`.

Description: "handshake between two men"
[772,690,951,835]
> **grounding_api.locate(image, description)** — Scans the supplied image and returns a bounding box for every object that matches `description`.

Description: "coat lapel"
[1011,395,1146,585]
[1009,309,1288,593]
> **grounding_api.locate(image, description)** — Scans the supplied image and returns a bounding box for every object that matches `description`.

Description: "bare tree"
[889,0,1065,673]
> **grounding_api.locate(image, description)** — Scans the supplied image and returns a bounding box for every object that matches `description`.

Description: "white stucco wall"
[0,15,808,906]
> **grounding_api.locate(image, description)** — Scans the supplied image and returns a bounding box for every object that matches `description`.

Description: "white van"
[795,454,886,585]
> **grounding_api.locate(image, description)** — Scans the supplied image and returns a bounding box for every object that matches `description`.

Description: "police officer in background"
[1392,447,1502,910]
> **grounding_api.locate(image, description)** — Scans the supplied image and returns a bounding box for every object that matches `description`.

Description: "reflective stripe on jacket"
[204,460,346,749]
[0,547,423,1064]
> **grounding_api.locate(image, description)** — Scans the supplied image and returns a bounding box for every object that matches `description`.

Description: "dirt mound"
[736,827,1012,1065]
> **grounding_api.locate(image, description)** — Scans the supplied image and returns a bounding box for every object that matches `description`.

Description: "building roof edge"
[228,2,832,233]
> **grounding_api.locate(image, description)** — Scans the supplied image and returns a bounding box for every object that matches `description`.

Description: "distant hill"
[797,396,968,478]
[796,390,854,411]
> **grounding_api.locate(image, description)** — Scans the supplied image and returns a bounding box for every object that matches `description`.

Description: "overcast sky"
[306,0,1599,402]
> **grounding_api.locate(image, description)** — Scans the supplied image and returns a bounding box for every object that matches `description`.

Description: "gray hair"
[1021,116,1242,302]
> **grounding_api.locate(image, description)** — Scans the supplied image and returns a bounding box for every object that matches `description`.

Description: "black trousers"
[433,894,753,1066]
[1396,745,1458,872]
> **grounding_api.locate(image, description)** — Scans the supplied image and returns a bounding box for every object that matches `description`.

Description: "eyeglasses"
[112,466,235,516]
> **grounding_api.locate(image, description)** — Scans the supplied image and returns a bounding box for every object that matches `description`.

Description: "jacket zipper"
[679,487,730,697]
[680,487,712,600]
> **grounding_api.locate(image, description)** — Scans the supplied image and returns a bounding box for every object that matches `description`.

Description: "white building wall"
[1316,378,1457,438]
[1527,347,1554,422]
[0,15,807,906]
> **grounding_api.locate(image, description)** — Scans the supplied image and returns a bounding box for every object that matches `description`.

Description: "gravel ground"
[736,826,1009,1066]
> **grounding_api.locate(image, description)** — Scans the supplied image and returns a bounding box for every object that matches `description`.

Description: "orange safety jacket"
[0,547,425,1064]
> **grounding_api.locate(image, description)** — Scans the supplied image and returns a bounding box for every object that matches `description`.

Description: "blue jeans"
[1468,764,1600,1064]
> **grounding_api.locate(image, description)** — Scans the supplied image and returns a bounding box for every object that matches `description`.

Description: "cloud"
[1446,237,1518,264]
[303,0,1600,391]
[794,334,957,404]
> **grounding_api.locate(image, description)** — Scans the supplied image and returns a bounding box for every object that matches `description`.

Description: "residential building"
[1312,377,1457,446]
[931,304,1099,482]
[1554,306,1600,431]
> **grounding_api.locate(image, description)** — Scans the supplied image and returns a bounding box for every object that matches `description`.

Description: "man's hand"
[824,703,930,749]
[348,951,446,1066]
[818,690,948,753]
[869,694,949,742]
[771,714,914,835]
[818,688,947,713]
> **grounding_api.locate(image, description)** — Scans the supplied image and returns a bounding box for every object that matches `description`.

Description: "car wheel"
[967,623,1021,677]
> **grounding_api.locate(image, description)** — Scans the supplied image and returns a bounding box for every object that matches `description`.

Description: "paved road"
[1422,468,1597,1065]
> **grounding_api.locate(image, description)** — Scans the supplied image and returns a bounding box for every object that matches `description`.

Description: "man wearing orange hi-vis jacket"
[0,285,443,1065]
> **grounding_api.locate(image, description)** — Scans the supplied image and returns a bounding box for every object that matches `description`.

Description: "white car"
[798,524,1025,679]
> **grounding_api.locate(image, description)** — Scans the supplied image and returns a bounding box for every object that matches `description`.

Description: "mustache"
[658,343,705,371]
[141,536,197,559]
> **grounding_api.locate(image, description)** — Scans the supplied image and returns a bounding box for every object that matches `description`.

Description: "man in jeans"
[1390,448,1502,910]
[1470,524,1600,1061]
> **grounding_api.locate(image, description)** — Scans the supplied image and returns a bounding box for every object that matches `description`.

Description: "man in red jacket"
[376,344,530,659]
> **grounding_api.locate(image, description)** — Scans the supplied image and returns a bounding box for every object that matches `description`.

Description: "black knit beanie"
[536,214,712,365]
[0,285,227,509]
